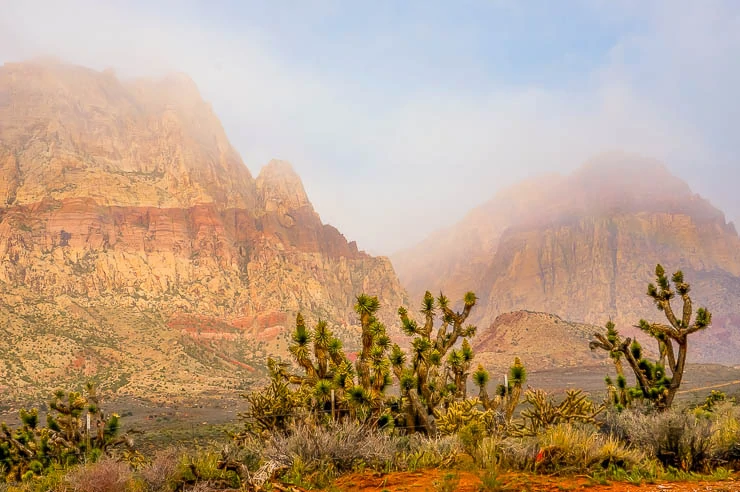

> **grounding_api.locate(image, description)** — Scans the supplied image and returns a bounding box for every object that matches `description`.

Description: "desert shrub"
[606,408,714,472]
[702,402,740,469]
[64,458,132,492]
[1,465,66,492]
[137,448,180,492]
[172,450,240,491]
[266,420,396,480]
[534,424,644,474]
[397,434,464,471]
[217,438,264,478]
[472,435,537,472]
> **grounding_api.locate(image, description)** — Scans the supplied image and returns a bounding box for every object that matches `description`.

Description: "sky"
[1,0,739,255]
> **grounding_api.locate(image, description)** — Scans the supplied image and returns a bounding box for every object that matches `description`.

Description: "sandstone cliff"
[394,153,740,364]
[0,60,405,399]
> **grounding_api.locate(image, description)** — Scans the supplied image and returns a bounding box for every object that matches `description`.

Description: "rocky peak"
[565,153,695,216]
[0,61,255,209]
[0,60,407,399]
[256,159,312,212]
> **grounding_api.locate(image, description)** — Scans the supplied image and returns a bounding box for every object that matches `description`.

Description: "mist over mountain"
[393,153,740,365]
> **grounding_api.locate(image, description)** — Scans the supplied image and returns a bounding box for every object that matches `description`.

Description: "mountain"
[0,60,405,400]
[393,153,740,364]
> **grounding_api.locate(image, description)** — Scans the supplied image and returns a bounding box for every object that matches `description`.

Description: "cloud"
[0,0,738,254]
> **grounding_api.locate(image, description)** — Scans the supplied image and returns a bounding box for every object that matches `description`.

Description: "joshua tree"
[243,294,393,431]
[591,265,712,410]
[240,290,503,436]
[474,357,527,422]
[389,291,478,433]
[0,384,128,481]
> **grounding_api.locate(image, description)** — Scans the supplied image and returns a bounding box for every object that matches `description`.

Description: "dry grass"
[64,458,132,492]
[266,419,396,472]
[137,448,180,491]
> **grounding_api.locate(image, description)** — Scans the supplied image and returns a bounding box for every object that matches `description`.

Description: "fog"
[1,0,738,254]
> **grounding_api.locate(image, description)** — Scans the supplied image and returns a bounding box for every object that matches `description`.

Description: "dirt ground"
[332,469,740,491]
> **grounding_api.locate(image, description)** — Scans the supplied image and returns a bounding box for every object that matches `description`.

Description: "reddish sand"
[332,469,739,491]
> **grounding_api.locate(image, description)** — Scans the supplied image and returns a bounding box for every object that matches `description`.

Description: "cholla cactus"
[435,398,495,436]
[0,383,128,481]
[511,389,604,437]
[591,265,712,411]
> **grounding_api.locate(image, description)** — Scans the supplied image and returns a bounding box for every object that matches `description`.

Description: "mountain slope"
[0,60,406,400]
[393,153,740,364]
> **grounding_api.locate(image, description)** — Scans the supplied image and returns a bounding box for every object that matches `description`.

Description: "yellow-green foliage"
[535,424,646,474]
[436,398,488,436]
[707,402,740,451]
[399,435,463,471]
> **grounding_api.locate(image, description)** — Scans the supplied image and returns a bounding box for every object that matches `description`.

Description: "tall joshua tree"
[390,291,478,433]
[591,265,712,410]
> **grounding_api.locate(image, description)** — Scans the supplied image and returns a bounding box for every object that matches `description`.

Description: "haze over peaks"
[2,1,740,253]
[393,153,740,364]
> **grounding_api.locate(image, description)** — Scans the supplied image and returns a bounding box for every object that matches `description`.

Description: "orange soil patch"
[333,469,739,491]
